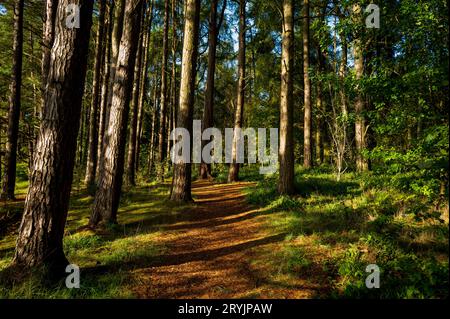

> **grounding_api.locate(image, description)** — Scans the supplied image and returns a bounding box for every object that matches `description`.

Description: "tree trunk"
[278,0,294,195]
[126,10,146,186]
[157,0,170,180]
[136,0,155,174]
[147,82,158,176]
[169,0,200,202]
[97,0,126,179]
[1,0,24,200]
[85,0,107,187]
[97,0,114,179]
[228,0,246,183]
[353,4,369,172]
[199,0,226,179]
[303,0,312,168]
[13,0,94,272]
[90,0,144,226]
[41,0,58,106]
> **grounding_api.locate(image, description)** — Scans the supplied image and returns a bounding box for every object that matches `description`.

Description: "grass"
[244,165,449,299]
[0,163,448,298]
[0,165,190,298]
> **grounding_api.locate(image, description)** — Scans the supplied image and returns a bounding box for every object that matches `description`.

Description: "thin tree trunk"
[97,0,126,179]
[85,0,107,187]
[136,0,155,174]
[126,9,146,186]
[97,0,114,179]
[228,0,246,183]
[1,0,24,200]
[147,74,159,176]
[90,0,144,226]
[303,0,312,168]
[315,41,326,165]
[278,0,294,195]
[199,0,226,179]
[41,0,58,108]
[157,0,170,180]
[170,0,200,202]
[353,4,368,172]
[13,0,94,272]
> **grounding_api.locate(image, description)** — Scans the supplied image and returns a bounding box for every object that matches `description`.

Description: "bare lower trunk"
[136,0,155,174]
[353,4,368,173]
[157,0,170,180]
[126,11,146,186]
[1,0,24,200]
[13,0,93,273]
[85,0,106,187]
[170,0,200,202]
[97,0,126,179]
[303,0,312,168]
[199,0,226,179]
[97,0,114,179]
[90,0,144,226]
[278,0,294,195]
[228,0,246,183]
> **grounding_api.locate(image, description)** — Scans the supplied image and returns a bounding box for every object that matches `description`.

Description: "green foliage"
[246,166,449,299]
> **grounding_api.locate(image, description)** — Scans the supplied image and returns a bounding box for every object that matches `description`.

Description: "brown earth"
[131,180,330,299]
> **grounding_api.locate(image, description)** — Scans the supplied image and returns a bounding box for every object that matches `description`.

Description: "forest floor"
[0,165,448,298]
[130,180,329,298]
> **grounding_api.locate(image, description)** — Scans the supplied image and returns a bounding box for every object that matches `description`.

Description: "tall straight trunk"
[315,29,326,165]
[97,0,114,178]
[302,0,312,168]
[136,0,155,174]
[90,0,144,226]
[41,0,58,105]
[353,4,368,172]
[126,10,146,186]
[169,0,200,202]
[13,0,94,272]
[278,0,294,195]
[339,34,348,116]
[199,0,226,179]
[147,79,158,176]
[97,0,126,178]
[1,0,24,200]
[228,0,246,183]
[85,0,107,187]
[167,0,179,173]
[157,0,170,180]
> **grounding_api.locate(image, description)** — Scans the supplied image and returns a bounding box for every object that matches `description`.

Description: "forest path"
[131,180,314,298]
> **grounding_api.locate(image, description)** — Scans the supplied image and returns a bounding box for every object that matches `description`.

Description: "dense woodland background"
[0,0,448,298]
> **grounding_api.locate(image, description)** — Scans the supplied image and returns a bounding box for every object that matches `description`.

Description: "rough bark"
[96,1,114,179]
[136,0,155,174]
[1,0,24,200]
[199,0,226,179]
[169,0,200,202]
[228,0,246,183]
[278,0,294,195]
[41,0,58,103]
[126,9,146,186]
[13,0,94,272]
[85,0,107,187]
[157,0,170,180]
[303,0,312,168]
[90,0,144,226]
[353,4,369,172]
[97,0,126,178]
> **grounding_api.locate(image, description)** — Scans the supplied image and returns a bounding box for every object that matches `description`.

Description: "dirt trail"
[132,180,321,299]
